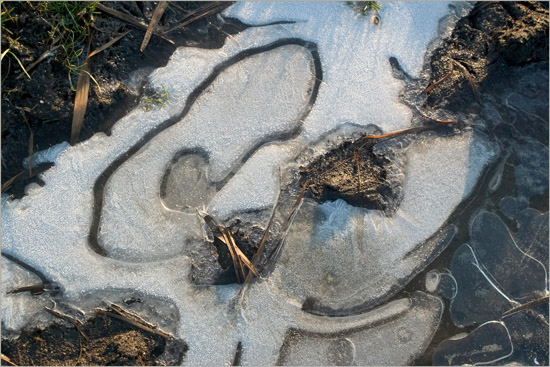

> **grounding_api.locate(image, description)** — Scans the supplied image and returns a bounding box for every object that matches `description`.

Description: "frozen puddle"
[0,2,506,365]
[95,42,319,261]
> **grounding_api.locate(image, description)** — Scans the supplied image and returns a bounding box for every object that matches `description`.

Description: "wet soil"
[1,313,185,366]
[1,1,548,366]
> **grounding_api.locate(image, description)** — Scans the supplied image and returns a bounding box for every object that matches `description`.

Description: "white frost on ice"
[22,141,70,170]
[272,130,497,310]
[1,2,482,365]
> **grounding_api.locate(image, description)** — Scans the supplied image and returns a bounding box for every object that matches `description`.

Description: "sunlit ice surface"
[2,2,547,365]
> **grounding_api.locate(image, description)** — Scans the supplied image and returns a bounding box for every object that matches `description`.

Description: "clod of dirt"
[299,137,404,215]
[1,314,185,366]
[425,1,549,112]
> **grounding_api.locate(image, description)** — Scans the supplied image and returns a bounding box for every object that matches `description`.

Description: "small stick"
[109,303,158,330]
[225,229,247,280]
[94,308,174,340]
[44,306,88,340]
[8,283,46,295]
[502,295,549,317]
[363,127,417,139]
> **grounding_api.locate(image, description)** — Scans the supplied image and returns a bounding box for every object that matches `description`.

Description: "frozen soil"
[1,1,548,366]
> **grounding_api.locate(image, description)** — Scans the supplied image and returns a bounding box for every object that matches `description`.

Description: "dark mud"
[425,1,549,114]
[1,313,185,366]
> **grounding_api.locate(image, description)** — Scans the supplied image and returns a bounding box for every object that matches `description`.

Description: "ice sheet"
[2,2,477,364]
[271,130,497,312]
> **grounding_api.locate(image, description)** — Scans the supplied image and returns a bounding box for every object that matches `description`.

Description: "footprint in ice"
[89,39,321,262]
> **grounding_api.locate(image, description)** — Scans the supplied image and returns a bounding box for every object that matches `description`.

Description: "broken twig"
[502,295,549,317]
[94,305,175,340]
[44,306,88,340]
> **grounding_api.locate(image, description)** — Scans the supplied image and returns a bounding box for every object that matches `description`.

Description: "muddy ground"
[1,1,549,366]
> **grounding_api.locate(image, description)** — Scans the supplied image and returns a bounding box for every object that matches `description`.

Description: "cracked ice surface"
[1,2,490,365]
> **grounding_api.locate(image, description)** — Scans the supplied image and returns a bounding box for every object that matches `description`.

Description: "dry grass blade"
[70,59,90,145]
[1,354,17,366]
[243,187,282,285]
[217,229,242,283]
[96,3,174,45]
[267,185,308,266]
[1,171,23,193]
[141,2,169,52]
[425,64,454,94]
[88,30,131,59]
[164,2,231,35]
[16,45,60,80]
[226,228,260,278]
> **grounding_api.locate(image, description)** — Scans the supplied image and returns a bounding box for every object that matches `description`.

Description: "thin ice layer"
[224,2,468,140]
[2,2,469,364]
[277,292,443,366]
[98,44,315,261]
[1,258,53,333]
[271,130,497,311]
[433,321,513,365]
